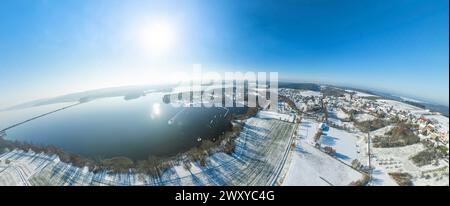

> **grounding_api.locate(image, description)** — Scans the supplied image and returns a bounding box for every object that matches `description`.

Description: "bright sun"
[135,19,176,55]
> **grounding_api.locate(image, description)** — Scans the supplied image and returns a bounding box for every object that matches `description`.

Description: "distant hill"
[334,85,449,117]
[2,84,174,111]
[278,82,321,91]
[3,82,448,117]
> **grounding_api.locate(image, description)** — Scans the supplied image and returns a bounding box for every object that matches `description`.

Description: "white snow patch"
[354,113,376,122]
[345,90,377,97]
[423,115,449,132]
[299,90,321,97]
[377,99,429,115]
[335,109,349,120]
[257,111,294,122]
[319,126,361,164]
[283,142,363,185]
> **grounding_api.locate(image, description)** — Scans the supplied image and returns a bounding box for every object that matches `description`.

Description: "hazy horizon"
[1,79,447,111]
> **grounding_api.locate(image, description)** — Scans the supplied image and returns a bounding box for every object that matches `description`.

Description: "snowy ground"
[335,109,350,120]
[354,113,376,122]
[298,90,321,97]
[327,109,357,132]
[370,144,449,186]
[282,118,364,186]
[294,117,404,186]
[257,111,295,122]
[370,126,394,137]
[376,99,430,115]
[0,150,59,186]
[369,162,398,186]
[299,118,361,164]
[282,142,364,186]
[328,107,402,186]
[319,126,362,165]
[399,96,424,104]
[424,114,449,132]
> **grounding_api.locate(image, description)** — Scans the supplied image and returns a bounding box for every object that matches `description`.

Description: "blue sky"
[0,0,448,107]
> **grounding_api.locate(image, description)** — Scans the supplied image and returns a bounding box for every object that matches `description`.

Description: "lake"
[2,93,243,160]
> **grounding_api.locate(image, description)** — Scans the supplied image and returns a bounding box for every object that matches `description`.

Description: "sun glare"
[136,19,176,55]
[151,102,161,119]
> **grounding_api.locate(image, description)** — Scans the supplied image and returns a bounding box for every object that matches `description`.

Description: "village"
[279,86,449,186]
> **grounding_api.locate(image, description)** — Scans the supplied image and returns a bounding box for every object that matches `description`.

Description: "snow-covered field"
[298,90,321,97]
[335,109,350,120]
[377,99,429,115]
[354,113,376,122]
[282,118,364,186]
[370,125,394,137]
[424,114,449,132]
[399,96,424,103]
[300,118,362,164]
[320,127,361,165]
[257,111,294,122]
[283,143,364,186]
[327,109,357,132]
[371,144,449,186]
[356,124,449,186]
[295,117,408,186]
[369,163,398,186]
[345,90,378,97]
